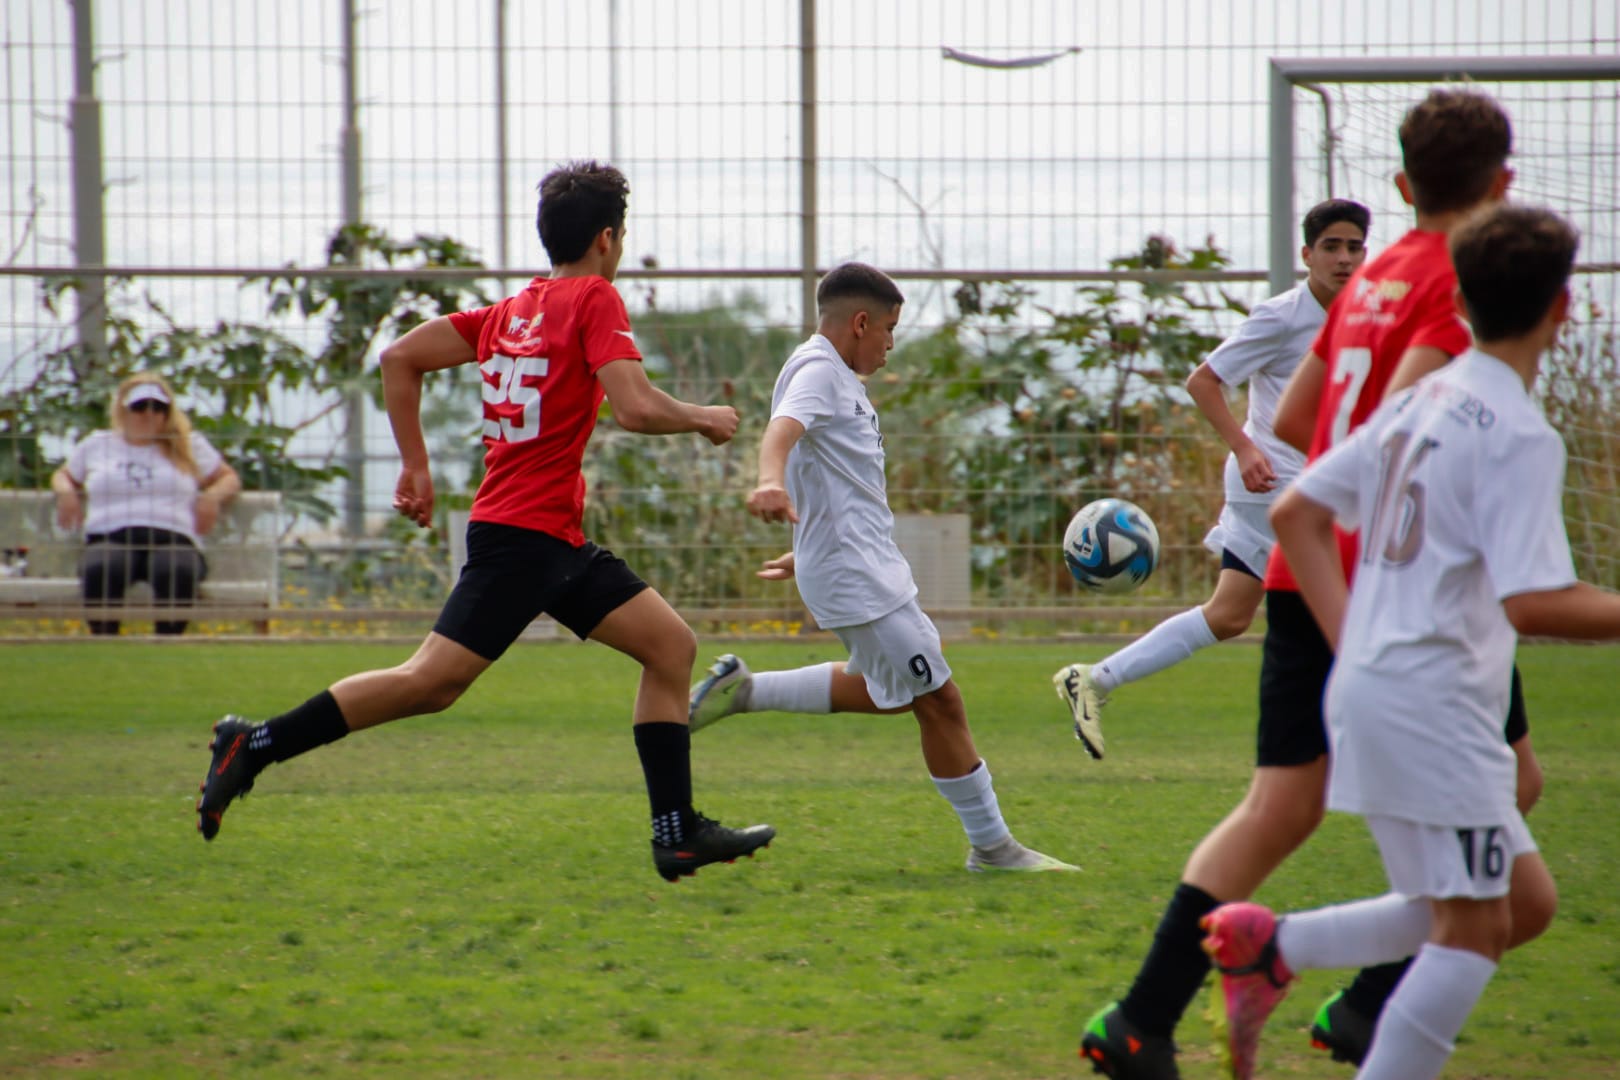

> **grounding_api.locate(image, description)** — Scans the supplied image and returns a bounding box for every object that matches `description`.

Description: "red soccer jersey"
[1264,228,1472,592]
[449,275,643,545]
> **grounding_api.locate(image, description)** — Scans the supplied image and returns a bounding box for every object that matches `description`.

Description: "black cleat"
[1310,990,1374,1066]
[196,716,260,841]
[1079,1002,1180,1079]
[652,813,775,882]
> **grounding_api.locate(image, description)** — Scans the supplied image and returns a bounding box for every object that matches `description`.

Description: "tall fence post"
[798,0,817,335]
[339,0,367,539]
[68,0,107,367]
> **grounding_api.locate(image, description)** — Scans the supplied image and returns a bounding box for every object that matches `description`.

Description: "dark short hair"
[1399,89,1513,215]
[1302,199,1370,247]
[816,262,904,314]
[535,160,630,265]
[1450,204,1578,342]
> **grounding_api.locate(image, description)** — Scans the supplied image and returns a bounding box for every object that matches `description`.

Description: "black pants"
[81,526,208,635]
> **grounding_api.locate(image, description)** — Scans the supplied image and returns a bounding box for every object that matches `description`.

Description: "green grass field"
[2,640,1616,1079]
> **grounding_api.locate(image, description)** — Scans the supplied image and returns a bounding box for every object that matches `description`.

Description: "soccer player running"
[1202,204,1608,1080]
[195,161,775,883]
[1078,90,1555,1080]
[689,262,1077,873]
[1051,199,1370,758]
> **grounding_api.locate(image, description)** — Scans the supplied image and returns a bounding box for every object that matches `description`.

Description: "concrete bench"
[0,489,281,628]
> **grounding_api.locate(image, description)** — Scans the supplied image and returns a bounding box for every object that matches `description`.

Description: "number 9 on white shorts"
[832,598,953,710]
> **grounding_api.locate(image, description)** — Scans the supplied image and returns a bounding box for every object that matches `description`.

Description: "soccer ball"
[1062,498,1160,594]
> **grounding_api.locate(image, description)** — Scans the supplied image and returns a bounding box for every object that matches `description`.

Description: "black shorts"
[1256,590,1533,766]
[433,521,649,661]
[1505,664,1529,744]
[1220,548,1261,580]
[1256,590,1333,767]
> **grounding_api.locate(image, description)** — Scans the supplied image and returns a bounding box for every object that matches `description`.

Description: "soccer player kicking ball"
[1051,198,1370,758]
[690,262,1076,873]
[195,161,774,882]
[1202,204,1610,1080]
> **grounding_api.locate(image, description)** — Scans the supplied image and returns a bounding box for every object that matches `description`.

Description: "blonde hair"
[112,373,199,477]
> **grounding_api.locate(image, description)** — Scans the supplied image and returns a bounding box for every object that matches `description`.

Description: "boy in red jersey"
[196,161,774,882]
[1078,90,1553,1080]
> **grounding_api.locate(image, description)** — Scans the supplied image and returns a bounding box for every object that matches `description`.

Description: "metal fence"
[3,1,1617,635]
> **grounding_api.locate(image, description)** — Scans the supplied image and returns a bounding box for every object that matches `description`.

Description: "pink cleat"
[1200,902,1295,1079]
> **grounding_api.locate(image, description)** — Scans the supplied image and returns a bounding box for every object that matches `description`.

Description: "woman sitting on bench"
[50,374,240,635]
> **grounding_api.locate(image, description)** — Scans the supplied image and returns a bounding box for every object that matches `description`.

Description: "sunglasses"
[127,399,170,415]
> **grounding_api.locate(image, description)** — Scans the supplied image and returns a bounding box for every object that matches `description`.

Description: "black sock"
[1118,882,1221,1039]
[633,722,694,844]
[254,690,350,765]
[1342,958,1411,1020]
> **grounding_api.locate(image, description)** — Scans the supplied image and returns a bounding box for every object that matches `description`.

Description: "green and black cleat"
[1079,1002,1180,1079]
[1310,990,1374,1066]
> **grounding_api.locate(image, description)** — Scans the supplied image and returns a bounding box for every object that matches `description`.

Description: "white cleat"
[1052,663,1107,760]
[966,835,1080,872]
[688,654,753,732]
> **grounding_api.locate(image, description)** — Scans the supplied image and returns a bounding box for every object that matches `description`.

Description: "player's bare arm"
[747,416,806,524]
[1269,486,1349,650]
[1502,583,1620,641]
[1273,350,1327,454]
[380,316,477,527]
[1383,344,1454,399]
[596,359,738,444]
[1186,361,1275,492]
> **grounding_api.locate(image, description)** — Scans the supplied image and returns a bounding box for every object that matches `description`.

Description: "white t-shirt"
[65,430,226,545]
[1296,350,1576,827]
[771,335,918,629]
[1205,282,1325,505]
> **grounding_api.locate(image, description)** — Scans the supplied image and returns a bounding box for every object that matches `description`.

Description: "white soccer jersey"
[66,430,226,544]
[1296,350,1576,827]
[770,335,918,629]
[1205,282,1325,505]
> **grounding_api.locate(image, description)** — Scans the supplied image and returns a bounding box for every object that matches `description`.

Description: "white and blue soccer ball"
[1062,498,1160,594]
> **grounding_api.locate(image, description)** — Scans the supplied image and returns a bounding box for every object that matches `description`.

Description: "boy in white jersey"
[1051,199,1369,757]
[1201,206,1620,1080]
[690,262,1076,872]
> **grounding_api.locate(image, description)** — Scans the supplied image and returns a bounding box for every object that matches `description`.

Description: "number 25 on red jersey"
[481,352,547,443]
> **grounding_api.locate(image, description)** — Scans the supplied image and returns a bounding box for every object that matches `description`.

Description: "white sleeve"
[1478,428,1577,600]
[1292,422,1374,531]
[773,360,839,431]
[64,432,99,484]
[190,432,226,479]
[1205,301,1292,387]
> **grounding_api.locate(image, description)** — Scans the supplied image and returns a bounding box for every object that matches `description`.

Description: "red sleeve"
[448,306,493,349]
[579,280,643,374]
[1406,284,1472,357]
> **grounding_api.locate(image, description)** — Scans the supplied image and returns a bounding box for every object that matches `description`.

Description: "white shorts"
[1202,500,1275,578]
[832,598,952,709]
[1366,812,1538,901]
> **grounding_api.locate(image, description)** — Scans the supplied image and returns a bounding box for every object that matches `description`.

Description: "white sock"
[1275,892,1432,971]
[932,761,1011,848]
[744,663,834,714]
[1359,943,1496,1080]
[1091,607,1217,694]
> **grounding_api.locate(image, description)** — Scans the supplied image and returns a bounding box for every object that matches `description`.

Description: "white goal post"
[1265,55,1620,591]
[1266,54,1620,295]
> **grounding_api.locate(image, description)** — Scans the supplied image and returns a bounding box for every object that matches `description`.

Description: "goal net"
[1283,63,1620,590]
